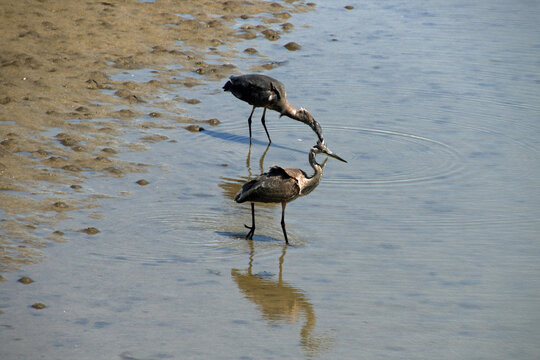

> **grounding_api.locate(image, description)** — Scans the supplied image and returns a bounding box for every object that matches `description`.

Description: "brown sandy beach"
[0,0,313,271]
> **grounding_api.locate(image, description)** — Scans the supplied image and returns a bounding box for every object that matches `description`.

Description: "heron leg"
[280,202,289,245]
[244,202,256,240]
[248,106,256,144]
[261,107,272,144]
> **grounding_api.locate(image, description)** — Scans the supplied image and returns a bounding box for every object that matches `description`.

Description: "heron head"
[295,108,315,123]
[312,140,347,163]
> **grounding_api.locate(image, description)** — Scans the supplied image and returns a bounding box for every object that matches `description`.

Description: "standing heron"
[234,141,347,244]
[223,74,324,144]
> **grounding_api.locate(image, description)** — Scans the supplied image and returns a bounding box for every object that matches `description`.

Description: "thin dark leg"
[248,106,256,144]
[281,202,289,245]
[261,107,272,144]
[244,202,256,240]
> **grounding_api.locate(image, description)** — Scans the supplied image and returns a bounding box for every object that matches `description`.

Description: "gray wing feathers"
[226,74,285,107]
[235,167,299,203]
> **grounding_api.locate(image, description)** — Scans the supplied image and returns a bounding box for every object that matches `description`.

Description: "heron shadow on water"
[201,128,305,156]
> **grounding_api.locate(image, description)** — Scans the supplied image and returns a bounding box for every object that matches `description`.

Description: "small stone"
[284,42,301,51]
[136,179,149,186]
[18,276,34,284]
[53,230,64,236]
[262,29,280,41]
[345,5,354,10]
[104,167,122,175]
[59,138,78,147]
[184,125,204,132]
[53,201,69,209]
[274,12,291,20]
[71,184,82,190]
[82,227,100,235]
[206,118,220,126]
[149,112,161,118]
[244,47,258,55]
[32,303,46,310]
[281,23,294,31]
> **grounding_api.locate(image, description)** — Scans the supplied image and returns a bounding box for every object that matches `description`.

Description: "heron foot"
[244,224,255,240]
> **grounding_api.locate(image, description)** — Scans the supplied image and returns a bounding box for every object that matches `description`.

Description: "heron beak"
[321,145,347,163]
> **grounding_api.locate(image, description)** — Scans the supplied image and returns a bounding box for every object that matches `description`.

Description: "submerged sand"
[0,0,313,271]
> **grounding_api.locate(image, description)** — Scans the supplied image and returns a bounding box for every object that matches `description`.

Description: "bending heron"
[234,141,347,244]
[223,74,324,144]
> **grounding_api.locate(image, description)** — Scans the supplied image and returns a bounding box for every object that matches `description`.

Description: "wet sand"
[0,0,313,271]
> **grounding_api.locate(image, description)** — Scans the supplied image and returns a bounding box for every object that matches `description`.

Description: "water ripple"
[321,125,466,187]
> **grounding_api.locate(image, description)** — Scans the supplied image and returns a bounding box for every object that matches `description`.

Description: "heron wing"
[227,74,284,107]
[281,168,307,181]
[235,166,299,204]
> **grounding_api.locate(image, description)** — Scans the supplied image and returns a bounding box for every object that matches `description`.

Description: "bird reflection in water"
[219,144,272,202]
[231,242,334,356]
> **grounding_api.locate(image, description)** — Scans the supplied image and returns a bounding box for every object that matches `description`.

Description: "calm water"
[2,1,540,359]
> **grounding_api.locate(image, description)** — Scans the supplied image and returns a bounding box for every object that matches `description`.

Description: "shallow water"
[2,1,540,359]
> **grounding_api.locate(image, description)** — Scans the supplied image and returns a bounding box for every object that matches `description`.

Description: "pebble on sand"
[53,201,69,210]
[82,227,100,235]
[262,29,280,41]
[284,42,301,51]
[184,125,205,132]
[18,276,34,284]
[244,47,258,55]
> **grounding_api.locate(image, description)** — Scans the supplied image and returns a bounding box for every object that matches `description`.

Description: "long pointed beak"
[321,144,347,163]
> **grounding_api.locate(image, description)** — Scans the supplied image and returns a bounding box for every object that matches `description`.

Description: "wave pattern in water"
[321,125,465,187]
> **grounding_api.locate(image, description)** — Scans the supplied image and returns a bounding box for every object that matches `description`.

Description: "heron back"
[235,166,300,204]
[224,74,286,109]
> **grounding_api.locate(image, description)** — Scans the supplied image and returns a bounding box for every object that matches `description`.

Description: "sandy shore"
[0,0,313,271]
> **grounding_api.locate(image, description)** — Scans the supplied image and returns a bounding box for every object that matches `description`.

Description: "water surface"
[2,1,539,359]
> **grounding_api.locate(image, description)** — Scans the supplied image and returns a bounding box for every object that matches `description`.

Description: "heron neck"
[301,150,323,196]
[280,102,297,119]
[283,105,324,143]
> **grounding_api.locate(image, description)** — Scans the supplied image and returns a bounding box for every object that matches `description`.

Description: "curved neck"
[281,104,324,143]
[300,150,323,196]
[280,101,297,119]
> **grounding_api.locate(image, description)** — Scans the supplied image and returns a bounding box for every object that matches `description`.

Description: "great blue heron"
[223,74,324,144]
[234,141,347,244]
